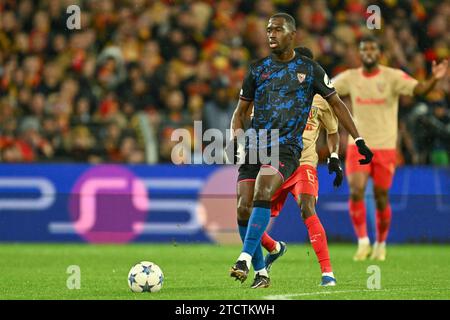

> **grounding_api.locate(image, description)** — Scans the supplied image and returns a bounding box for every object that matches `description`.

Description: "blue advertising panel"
[0,164,448,243]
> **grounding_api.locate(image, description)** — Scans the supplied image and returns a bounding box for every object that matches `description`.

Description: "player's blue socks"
[238,220,265,271]
[243,201,271,259]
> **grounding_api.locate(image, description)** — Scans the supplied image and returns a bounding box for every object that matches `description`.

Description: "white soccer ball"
[127,261,164,293]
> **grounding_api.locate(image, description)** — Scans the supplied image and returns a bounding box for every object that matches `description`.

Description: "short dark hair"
[296,46,314,59]
[359,34,378,46]
[270,13,296,31]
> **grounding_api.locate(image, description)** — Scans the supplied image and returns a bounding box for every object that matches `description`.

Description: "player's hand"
[224,138,237,164]
[431,59,448,80]
[327,154,343,187]
[355,138,373,165]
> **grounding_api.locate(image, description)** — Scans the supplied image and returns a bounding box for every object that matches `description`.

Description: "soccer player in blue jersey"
[228,13,373,288]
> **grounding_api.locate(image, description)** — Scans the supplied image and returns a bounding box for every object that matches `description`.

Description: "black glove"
[355,138,373,165]
[327,155,343,187]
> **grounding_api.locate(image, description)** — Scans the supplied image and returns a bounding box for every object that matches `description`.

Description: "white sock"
[238,252,252,269]
[270,242,281,254]
[322,272,335,278]
[255,268,268,277]
[358,237,370,246]
[375,241,386,248]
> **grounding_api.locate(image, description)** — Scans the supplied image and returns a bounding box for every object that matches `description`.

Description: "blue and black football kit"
[238,52,336,181]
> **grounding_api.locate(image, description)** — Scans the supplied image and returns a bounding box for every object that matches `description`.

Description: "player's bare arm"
[230,99,253,138]
[225,99,252,163]
[326,93,359,139]
[326,131,343,187]
[327,131,339,156]
[326,93,373,165]
[413,59,449,96]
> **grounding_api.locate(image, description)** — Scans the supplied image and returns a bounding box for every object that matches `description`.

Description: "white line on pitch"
[264,287,450,300]
[264,289,371,300]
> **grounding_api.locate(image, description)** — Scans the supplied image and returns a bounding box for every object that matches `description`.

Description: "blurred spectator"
[64,125,96,162]
[0,0,447,165]
[407,101,450,166]
[203,78,235,136]
[119,135,145,164]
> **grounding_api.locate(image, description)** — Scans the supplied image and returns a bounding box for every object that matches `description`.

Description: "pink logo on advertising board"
[198,166,241,244]
[69,165,149,243]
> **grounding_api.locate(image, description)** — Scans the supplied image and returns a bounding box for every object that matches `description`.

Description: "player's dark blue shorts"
[237,145,299,182]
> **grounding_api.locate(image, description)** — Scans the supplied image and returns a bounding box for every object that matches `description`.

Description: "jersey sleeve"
[312,62,337,99]
[315,96,339,134]
[392,69,418,96]
[332,70,351,96]
[239,65,256,101]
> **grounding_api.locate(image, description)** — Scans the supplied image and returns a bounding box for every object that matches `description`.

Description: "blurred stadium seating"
[0,0,448,165]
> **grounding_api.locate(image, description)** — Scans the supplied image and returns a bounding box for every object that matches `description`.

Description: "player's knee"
[299,199,316,220]
[236,203,252,220]
[374,190,389,210]
[350,187,365,201]
[253,188,273,202]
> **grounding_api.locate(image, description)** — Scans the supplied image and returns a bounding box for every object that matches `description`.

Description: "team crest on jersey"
[297,73,306,83]
[377,83,385,92]
[308,106,318,120]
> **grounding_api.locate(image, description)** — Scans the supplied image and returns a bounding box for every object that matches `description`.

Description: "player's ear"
[289,29,296,41]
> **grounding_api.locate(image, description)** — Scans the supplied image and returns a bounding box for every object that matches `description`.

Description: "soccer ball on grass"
[128,261,164,293]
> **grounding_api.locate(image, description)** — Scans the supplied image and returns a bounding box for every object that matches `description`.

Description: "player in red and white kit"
[333,35,448,261]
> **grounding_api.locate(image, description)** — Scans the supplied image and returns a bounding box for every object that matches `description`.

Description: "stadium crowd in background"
[0,0,448,164]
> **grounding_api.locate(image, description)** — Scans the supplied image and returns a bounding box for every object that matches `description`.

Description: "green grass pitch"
[0,243,449,300]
